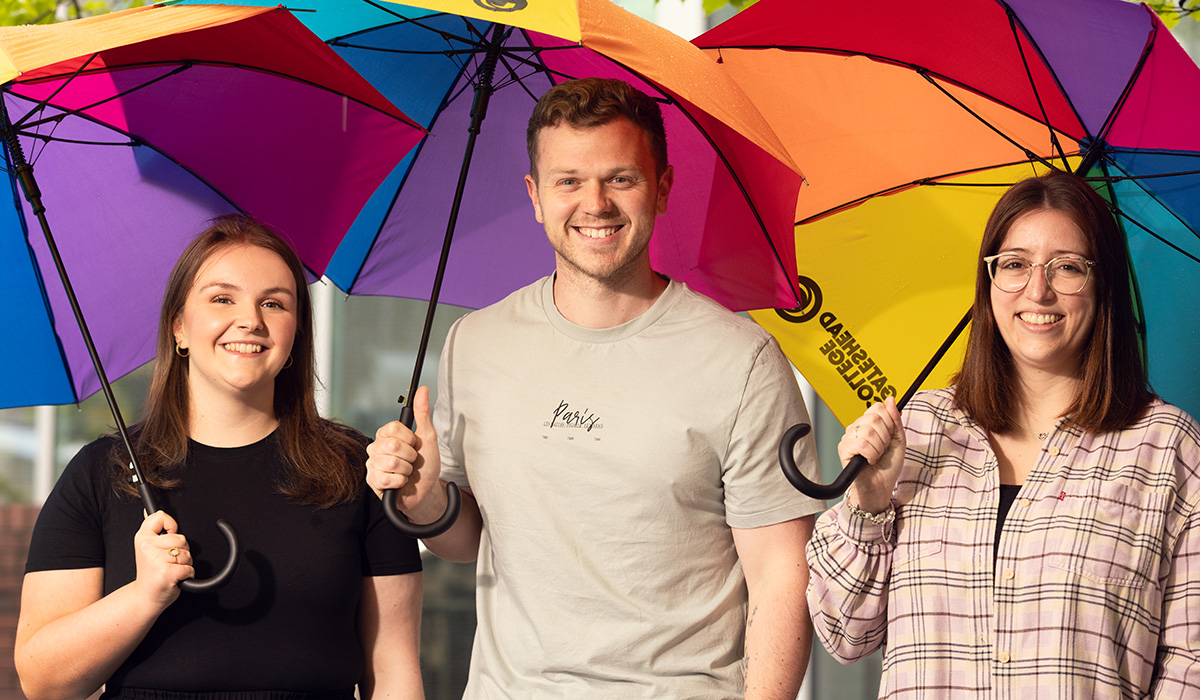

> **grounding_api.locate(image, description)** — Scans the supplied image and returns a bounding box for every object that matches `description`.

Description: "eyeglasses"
[983,253,1096,295]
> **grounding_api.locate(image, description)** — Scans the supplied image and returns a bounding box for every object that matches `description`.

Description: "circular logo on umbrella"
[775,276,822,323]
[474,0,528,11]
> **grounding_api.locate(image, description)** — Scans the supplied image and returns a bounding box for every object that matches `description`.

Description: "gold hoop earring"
[283,355,293,369]
[175,345,189,358]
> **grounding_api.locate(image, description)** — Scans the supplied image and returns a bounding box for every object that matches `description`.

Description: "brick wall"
[0,504,37,700]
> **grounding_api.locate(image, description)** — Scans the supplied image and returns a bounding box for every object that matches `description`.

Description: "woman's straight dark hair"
[110,215,363,507]
[954,169,1155,433]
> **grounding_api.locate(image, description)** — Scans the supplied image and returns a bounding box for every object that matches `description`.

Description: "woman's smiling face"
[173,243,298,405]
[990,208,1097,380]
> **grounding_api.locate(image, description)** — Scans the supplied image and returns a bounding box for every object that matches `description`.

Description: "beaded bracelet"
[847,501,896,543]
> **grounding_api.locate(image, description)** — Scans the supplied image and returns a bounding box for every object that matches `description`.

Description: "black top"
[26,432,421,697]
[994,483,1022,561]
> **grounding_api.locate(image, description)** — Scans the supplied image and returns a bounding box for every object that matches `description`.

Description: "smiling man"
[367,78,824,699]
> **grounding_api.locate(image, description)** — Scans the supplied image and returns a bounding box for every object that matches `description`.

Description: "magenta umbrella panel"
[1,5,424,410]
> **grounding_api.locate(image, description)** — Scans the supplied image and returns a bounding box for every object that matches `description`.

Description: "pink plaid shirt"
[808,388,1200,699]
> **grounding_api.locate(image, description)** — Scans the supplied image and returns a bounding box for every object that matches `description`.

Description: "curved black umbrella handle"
[136,480,240,594]
[178,519,240,594]
[778,423,869,500]
[383,482,461,539]
[381,404,462,539]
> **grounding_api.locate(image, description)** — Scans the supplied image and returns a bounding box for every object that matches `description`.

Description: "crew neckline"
[540,274,681,343]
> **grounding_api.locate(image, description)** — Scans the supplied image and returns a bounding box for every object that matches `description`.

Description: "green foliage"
[1145,0,1200,28]
[0,0,143,26]
[0,0,63,25]
[673,0,1197,25]
[701,0,757,15]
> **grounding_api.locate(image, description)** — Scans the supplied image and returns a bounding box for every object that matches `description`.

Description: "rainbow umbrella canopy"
[191,0,806,317]
[695,0,1200,428]
[1,4,424,411]
[175,0,804,313]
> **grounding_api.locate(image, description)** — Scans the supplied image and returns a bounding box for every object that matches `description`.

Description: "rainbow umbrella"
[695,0,1200,497]
[3,4,423,410]
[180,0,806,535]
[1,4,424,584]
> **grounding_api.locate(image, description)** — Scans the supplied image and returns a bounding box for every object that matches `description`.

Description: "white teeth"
[1019,313,1063,326]
[577,227,618,239]
[222,342,264,353]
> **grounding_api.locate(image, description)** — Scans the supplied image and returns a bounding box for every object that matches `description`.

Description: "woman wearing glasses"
[807,169,1200,697]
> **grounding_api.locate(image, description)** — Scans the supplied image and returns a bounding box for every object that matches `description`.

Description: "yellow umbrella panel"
[752,162,1077,426]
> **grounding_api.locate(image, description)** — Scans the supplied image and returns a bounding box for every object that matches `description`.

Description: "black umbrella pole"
[382,26,505,538]
[0,102,238,593]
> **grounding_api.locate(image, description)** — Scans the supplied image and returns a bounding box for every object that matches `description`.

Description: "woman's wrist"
[846,485,892,516]
[844,492,896,543]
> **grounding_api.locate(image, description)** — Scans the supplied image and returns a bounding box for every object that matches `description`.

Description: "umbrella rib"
[329,41,498,58]
[1100,171,1200,262]
[2,91,250,241]
[702,41,1086,154]
[347,0,487,48]
[917,69,1063,172]
[15,57,421,132]
[0,139,80,401]
[10,133,134,148]
[1000,4,1069,166]
[496,51,550,101]
[1088,168,1150,365]
[338,23,516,293]
[498,29,552,92]
[570,50,802,307]
[898,308,973,409]
[7,52,99,132]
[1080,5,1158,173]
[1117,215,1200,264]
[14,63,192,134]
[795,158,1057,226]
[1088,152,1200,184]
[495,29,566,100]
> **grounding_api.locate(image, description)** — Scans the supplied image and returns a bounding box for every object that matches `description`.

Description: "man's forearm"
[744,585,812,700]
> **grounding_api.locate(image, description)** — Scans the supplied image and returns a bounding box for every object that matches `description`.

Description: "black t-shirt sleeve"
[26,438,116,573]
[359,482,423,577]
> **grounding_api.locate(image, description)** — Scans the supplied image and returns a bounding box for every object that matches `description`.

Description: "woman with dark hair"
[807,169,1200,697]
[15,216,424,700]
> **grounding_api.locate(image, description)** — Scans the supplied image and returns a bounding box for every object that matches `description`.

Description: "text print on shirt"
[546,399,603,433]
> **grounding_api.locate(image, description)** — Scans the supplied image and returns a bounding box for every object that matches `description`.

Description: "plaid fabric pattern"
[807,388,1200,699]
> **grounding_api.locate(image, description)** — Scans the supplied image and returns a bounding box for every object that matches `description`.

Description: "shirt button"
[1047,446,1061,456]
[1003,568,1015,580]
[998,652,1011,664]
[1020,498,1031,508]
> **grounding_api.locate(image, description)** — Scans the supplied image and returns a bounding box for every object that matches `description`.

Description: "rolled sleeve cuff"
[836,501,895,553]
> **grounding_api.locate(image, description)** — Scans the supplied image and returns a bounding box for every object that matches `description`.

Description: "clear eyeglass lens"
[989,255,1089,294]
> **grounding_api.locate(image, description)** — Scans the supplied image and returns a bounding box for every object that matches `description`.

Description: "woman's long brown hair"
[110,215,362,507]
[954,169,1154,434]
